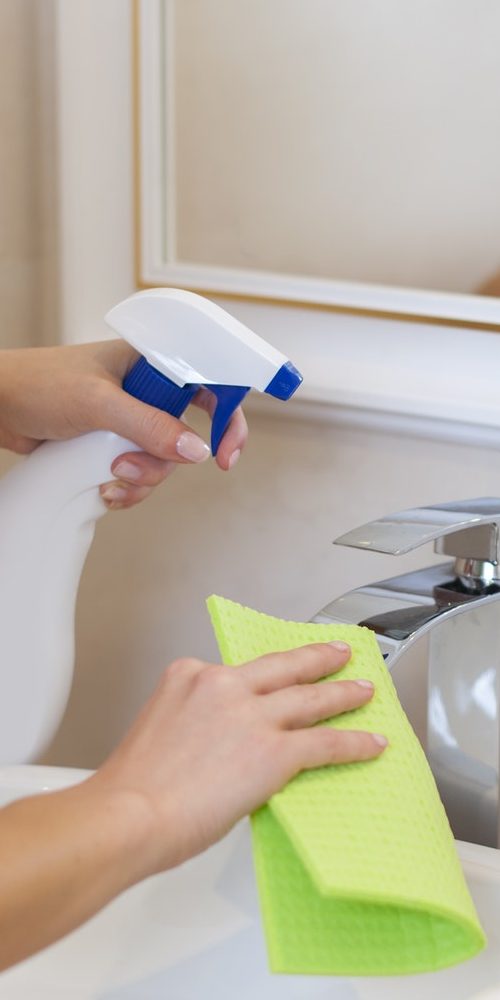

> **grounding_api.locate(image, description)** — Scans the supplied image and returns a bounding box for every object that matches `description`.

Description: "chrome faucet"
[312,499,500,848]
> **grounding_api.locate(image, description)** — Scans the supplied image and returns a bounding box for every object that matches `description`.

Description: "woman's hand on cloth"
[93,640,387,874]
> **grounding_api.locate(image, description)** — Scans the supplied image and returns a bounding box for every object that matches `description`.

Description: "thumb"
[96,383,211,464]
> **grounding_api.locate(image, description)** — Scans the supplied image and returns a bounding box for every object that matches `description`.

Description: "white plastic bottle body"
[0,431,139,763]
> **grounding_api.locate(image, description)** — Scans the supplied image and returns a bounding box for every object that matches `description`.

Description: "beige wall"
[0,0,57,350]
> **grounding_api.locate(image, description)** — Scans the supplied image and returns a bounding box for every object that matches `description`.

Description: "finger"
[193,389,248,470]
[111,452,176,487]
[215,405,248,471]
[93,383,211,464]
[287,727,388,772]
[268,679,374,729]
[239,642,351,694]
[0,432,38,455]
[100,481,153,510]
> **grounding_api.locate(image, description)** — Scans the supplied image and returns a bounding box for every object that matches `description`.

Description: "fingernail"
[176,432,211,463]
[329,641,351,652]
[228,448,241,469]
[101,483,128,505]
[113,460,141,482]
[372,733,388,748]
[356,679,374,690]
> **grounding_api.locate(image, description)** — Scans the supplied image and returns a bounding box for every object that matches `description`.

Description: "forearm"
[0,778,152,971]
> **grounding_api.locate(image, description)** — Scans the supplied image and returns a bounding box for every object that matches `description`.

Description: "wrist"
[77,776,161,887]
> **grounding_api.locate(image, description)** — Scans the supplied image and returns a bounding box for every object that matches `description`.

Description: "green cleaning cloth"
[207,595,486,977]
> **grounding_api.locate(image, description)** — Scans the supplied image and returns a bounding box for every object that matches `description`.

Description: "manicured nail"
[372,733,388,748]
[228,448,241,469]
[113,460,141,482]
[356,679,374,690]
[329,641,351,652]
[101,483,128,504]
[176,432,211,463]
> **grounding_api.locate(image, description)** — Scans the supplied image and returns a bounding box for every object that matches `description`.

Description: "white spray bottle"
[0,289,302,764]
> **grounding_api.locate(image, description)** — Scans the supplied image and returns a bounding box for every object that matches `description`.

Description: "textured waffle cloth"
[207,596,486,976]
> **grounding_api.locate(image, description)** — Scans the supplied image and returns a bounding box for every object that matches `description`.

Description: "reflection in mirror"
[136,0,500,319]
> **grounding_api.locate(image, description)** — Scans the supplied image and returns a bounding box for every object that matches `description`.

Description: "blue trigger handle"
[208,383,250,454]
[123,356,249,455]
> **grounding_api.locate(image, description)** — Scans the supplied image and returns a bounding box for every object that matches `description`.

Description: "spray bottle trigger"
[208,385,250,456]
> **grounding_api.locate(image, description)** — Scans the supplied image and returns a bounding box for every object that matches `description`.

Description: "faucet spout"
[312,499,500,848]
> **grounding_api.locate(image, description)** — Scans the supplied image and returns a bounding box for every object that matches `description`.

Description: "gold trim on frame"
[131,0,500,334]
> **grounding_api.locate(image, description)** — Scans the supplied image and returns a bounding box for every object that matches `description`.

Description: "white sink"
[1,766,500,1000]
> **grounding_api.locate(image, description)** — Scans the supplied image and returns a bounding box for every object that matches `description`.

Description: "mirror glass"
[137,0,500,321]
[171,0,500,296]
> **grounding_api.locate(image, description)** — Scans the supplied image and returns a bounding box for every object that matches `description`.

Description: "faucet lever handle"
[334,498,500,560]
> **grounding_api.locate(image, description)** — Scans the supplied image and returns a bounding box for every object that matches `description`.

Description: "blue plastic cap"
[123,356,198,418]
[265,361,303,401]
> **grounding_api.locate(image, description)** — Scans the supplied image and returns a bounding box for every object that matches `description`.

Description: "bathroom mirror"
[135,0,500,328]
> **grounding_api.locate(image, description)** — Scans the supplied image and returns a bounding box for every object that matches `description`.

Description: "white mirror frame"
[134,0,500,333]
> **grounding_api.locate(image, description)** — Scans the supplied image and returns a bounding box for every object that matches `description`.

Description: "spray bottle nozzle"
[106,288,303,454]
[264,360,303,401]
